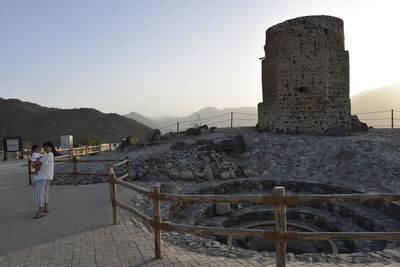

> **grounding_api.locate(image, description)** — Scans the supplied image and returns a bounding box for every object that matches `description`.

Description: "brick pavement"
[0,160,398,267]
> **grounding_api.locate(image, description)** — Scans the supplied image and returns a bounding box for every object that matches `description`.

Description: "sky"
[0,0,399,118]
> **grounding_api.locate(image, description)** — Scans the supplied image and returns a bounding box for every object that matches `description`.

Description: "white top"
[34,152,54,181]
[32,152,41,161]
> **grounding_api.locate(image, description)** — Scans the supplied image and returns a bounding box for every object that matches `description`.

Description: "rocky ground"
[52,127,400,264]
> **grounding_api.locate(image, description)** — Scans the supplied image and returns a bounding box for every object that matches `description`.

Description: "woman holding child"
[32,141,55,219]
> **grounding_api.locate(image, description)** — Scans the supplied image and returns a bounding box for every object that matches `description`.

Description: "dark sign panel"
[3,136,22,152]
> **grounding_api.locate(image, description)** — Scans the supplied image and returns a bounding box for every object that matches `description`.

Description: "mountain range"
[1,83,398,149]
[125,83,400,130]
[126,106,258,132]
[0,98,150,149]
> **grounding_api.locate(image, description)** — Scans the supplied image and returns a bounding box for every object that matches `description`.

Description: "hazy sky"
[1,0,399,117]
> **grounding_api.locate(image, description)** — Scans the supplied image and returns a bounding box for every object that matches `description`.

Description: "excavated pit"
[167,178,400,255]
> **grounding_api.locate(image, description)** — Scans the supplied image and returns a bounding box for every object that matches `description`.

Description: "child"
[31,145,42,175]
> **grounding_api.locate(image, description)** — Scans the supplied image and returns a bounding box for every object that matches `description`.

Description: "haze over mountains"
[126,107,258,131]
[0,98,149,148]
[126,83,400,130]
[351,83,400,113]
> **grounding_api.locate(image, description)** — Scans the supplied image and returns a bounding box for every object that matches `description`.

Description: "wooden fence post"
[231,112,233,128]
[125,156,131,182]
[274,186,287,267]
[153,185,163,259]
[28,159,32,185]
[86,146,89,156]
[177,122,179,133]
[72,156,78,186]
[109,167,118,225]
[69,147,73,160]
[109,143,112,151]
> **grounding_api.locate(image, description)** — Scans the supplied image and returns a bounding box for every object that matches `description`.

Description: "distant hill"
[351,83,400,113]
[0,98,150,148]
[351,83,400,128]
[125,106,258,132]
[125,111,160,129]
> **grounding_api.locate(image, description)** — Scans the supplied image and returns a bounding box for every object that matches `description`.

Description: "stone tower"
[257,15,351,135]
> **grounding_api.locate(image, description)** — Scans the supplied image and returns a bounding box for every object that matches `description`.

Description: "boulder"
[119,136,135,150]
[145,129,161,142]
[229,169,237,179]
[160,182,182,194]
[179,170,194,180]
[214,135,246,154]
[193,171,204,178]
[168,169,180,179]
[185,125,209,136]
[203,165,214,180]
[210,164,222,175]
[219,171,230,180]
[215,202,231,215]
[337,148,356,161]
[351,115,369,132]
[236,166,244,177]
[244,169,254,177]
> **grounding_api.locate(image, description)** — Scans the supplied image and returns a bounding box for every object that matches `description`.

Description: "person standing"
[33,141,55,219]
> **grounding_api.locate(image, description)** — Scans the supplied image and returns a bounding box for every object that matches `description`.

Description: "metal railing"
[158,109,400,132]
[354,109,400,128]
[159,112,257,133]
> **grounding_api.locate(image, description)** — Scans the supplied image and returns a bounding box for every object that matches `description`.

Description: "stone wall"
[258,15,351,135]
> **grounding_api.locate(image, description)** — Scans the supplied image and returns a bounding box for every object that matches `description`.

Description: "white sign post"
[60,135,73,149]
[6,139,20,152]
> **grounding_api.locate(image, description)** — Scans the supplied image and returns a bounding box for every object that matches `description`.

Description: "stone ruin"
[258,15,351,135]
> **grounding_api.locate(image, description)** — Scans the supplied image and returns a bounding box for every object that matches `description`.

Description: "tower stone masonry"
[257,15,351,135]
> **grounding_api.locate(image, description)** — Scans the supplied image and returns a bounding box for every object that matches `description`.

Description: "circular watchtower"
[258,15,350,135]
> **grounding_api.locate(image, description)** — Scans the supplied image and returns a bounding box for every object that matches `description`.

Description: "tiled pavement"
[0,160,399,267]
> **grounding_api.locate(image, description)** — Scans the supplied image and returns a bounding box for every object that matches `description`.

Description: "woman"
[33,141,55,219]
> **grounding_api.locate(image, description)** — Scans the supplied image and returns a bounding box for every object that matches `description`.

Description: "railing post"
[391,109,394,128]
[109,143,112,151]
[72,156,78,186]
[231,112,233,128]
[125,156,131,182]
[86,146,89,156]
[153,185,163,259]
[177,122,179,133]
[69,147,73,160]
[28,159,32,185]
[109,167,118,225]
[274,186,286,267]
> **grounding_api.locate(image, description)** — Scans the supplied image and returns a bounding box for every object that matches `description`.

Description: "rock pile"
[129,134,255,182]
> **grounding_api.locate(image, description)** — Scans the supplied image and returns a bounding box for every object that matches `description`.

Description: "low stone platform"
[0,160,398,267]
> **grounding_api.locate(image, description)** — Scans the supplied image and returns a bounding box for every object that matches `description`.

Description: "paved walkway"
[0,160,398,267]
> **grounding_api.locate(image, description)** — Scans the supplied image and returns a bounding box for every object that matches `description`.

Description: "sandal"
[33,213,45,219]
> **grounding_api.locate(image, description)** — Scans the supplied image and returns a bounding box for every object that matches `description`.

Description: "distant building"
[258,15,351,135]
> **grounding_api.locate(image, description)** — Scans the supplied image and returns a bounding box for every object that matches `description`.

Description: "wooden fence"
[108,159,400,267]
[28,153,131,186]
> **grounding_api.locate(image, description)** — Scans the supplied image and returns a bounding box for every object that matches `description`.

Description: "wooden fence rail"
[108,161,400,267]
